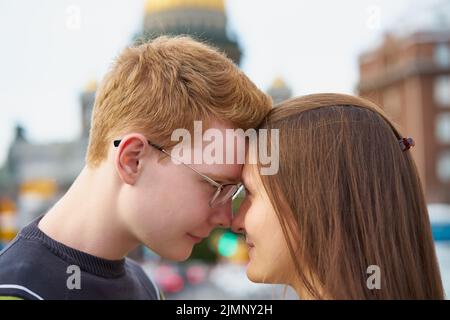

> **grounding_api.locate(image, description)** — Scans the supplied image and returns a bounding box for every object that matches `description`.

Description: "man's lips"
[187,233,206,243]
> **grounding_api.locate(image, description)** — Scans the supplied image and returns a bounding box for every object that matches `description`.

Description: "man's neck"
[38,165,139,260]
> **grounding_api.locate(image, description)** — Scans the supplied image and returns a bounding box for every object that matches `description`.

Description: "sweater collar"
[19,215,126,278]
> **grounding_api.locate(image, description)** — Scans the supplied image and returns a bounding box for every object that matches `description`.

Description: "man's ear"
[114,134,148,185]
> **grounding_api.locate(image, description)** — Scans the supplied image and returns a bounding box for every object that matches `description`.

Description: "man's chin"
[157,246,193,262]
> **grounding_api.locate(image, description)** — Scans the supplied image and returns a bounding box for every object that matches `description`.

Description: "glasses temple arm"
[155,145,222,188]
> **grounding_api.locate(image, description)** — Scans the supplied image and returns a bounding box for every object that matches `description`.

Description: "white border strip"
[0,284,44,300]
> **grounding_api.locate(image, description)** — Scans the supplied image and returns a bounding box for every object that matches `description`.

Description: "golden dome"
[270,76,288,89]
[145,0,225,13]
[84,79,97,92]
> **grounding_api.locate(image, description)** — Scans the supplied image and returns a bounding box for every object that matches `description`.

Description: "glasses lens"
[210,184,240,208]
[232,184,244,200]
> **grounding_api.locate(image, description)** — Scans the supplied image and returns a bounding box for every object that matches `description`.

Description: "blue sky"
[0,0,443,166]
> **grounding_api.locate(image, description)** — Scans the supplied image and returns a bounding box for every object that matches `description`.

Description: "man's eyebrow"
[202,172,240,184]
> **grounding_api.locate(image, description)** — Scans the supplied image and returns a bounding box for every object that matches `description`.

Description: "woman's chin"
[246,260,269,284]
[245,269,261,283]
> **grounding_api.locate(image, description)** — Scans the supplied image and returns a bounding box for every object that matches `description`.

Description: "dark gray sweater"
[0,216,161,300]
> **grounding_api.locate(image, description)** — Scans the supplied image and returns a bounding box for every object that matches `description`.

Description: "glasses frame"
[113,139,243,208]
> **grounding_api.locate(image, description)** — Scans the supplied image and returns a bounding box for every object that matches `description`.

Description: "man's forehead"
[187,120,247,163]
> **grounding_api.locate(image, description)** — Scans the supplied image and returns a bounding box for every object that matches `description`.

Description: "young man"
[0,36,272,299]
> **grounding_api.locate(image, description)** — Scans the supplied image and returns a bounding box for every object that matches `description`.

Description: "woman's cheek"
[245,197,267,236]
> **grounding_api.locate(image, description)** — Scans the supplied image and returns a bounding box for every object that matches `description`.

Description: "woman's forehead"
[242,163,261,186]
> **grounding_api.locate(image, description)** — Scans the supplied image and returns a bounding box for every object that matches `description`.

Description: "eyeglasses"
[113,139,244,208]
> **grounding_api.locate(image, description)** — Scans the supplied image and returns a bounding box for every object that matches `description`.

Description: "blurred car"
[185,263,208,285]
[153,264,184,294]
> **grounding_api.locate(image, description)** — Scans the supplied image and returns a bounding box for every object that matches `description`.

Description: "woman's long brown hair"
[257,93,444,299]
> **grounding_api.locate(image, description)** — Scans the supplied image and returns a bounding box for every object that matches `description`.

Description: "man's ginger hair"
[86,36,272,167]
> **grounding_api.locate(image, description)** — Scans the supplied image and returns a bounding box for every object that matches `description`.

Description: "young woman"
[232,93,444,299]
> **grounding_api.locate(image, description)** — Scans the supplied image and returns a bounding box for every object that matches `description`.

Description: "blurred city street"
[141,260,299,300]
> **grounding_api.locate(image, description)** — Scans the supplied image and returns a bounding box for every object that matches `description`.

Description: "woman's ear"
[114,134,148,185]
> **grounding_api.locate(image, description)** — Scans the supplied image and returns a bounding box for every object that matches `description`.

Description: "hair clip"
[399,137,415,152]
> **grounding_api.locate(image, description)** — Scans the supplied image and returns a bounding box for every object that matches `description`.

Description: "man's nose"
[231,203,245,234]
[210,201,233,228]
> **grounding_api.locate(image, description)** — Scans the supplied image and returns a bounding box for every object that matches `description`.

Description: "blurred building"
[358,31,450,203]
[140,0,241,64]
[0,198,17,249]
[5,123,87,229]
[267,76,293,105]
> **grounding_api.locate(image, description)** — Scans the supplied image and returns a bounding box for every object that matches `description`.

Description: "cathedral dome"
[141,0,241,64]
[145,0,225,14]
